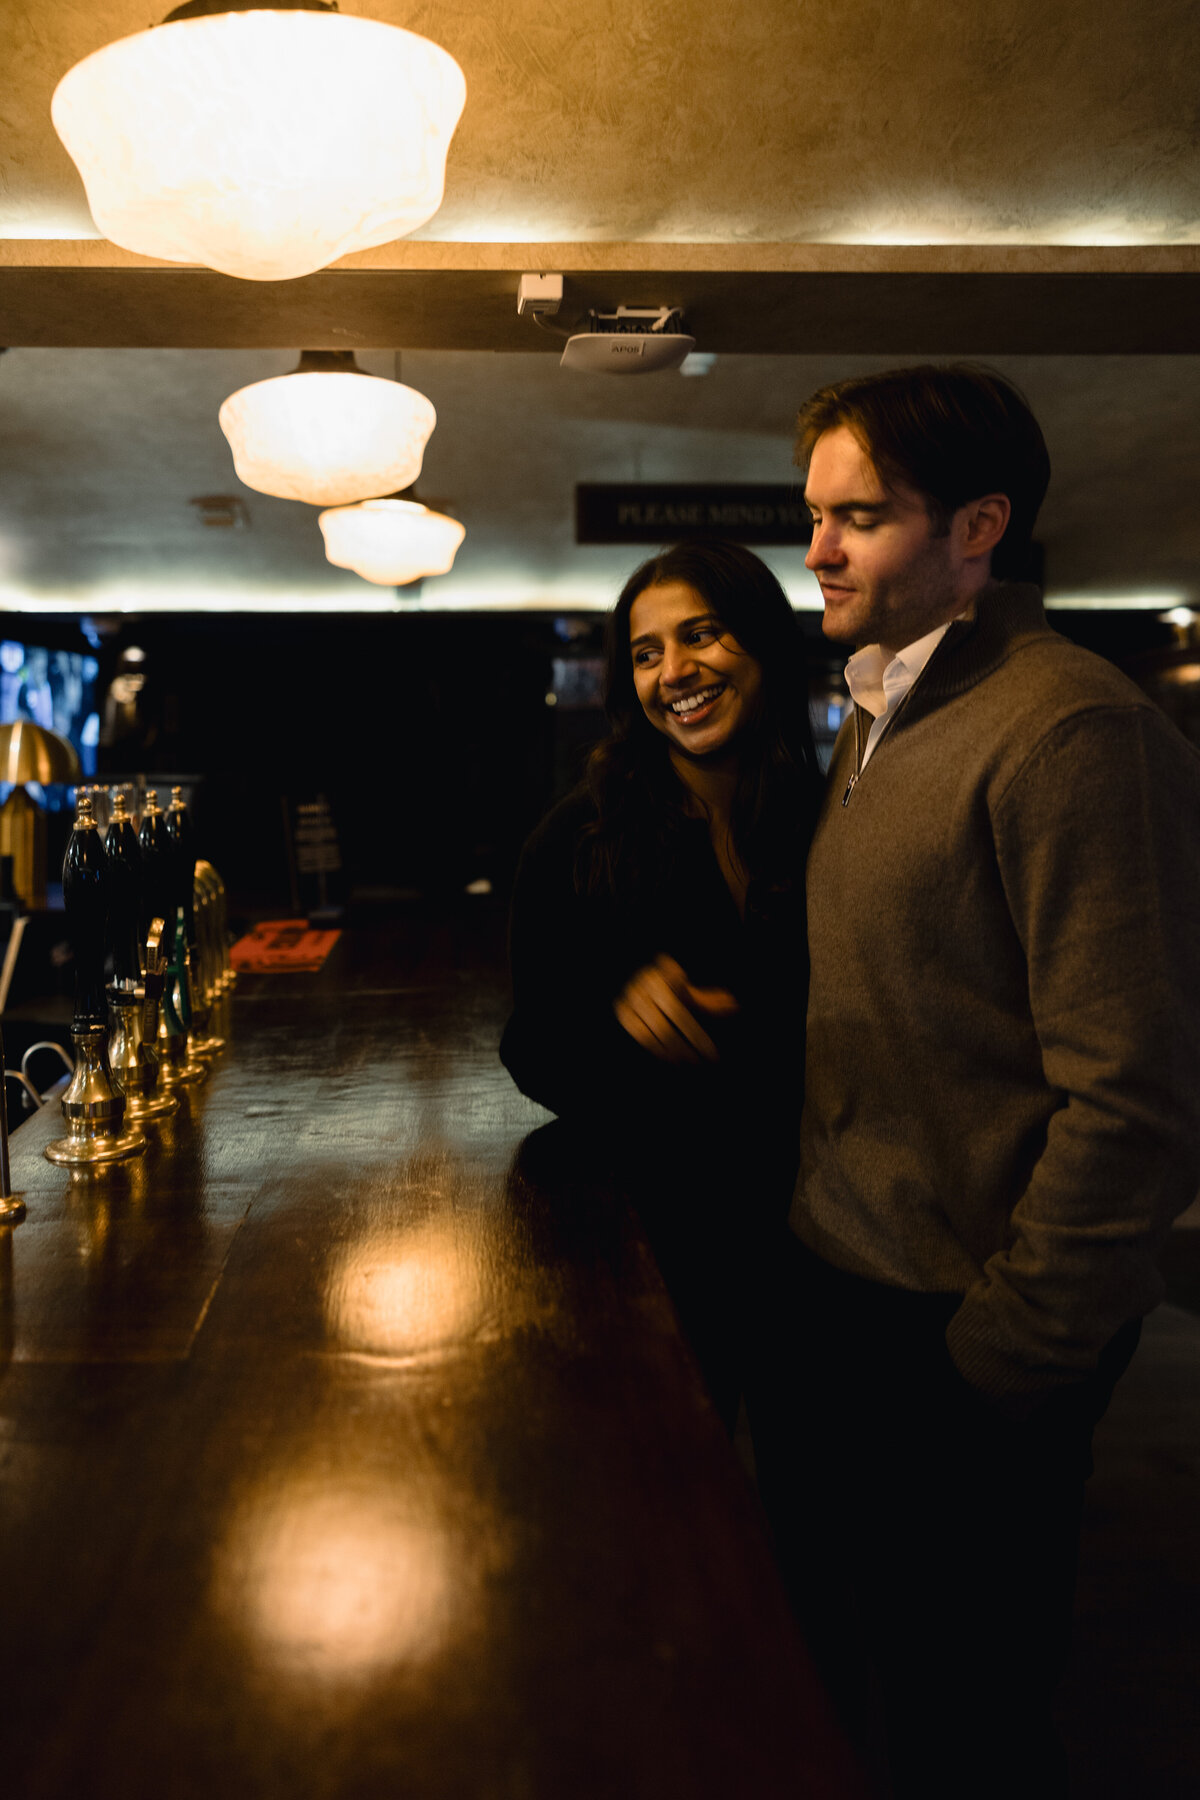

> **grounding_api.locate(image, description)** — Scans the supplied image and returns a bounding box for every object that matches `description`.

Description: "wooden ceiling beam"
[2,243,1199,352]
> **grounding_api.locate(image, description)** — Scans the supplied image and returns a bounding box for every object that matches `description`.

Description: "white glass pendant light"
[319,499,465,586]
[51,0,467,283]
[219,353,437,506]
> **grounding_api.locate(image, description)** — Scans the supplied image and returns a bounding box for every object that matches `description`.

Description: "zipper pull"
[841,772,858,808]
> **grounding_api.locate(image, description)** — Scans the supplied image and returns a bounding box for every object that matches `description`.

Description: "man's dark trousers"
[753,1237,1139,1799]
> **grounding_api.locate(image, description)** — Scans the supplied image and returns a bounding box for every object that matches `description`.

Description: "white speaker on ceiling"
[559,307,695,375]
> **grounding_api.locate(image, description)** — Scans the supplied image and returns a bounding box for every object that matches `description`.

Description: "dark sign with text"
[576,483,812,546]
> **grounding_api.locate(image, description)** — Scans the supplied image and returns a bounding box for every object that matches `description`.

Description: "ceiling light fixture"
[219,353,437,506]
[51,0,466,283]
[318,498,465,587]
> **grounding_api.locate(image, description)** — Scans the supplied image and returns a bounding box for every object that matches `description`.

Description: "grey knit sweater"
[793,583,1200,1407]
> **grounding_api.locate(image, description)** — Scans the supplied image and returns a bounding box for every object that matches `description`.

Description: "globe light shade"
[319,499,466,587]
[50,6,467,282]
[219,355,438,506]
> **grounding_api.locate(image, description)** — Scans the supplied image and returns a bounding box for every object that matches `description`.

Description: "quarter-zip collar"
[910,581,1050,702]
[838,582,1049,808]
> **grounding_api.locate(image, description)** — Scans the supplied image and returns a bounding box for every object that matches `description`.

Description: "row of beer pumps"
[0,784,235,1220]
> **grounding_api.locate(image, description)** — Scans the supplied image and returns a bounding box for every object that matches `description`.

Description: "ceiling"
[2,0,1199,619]
[9,0,1200,246]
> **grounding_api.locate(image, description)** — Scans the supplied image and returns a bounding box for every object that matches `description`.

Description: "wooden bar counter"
[0,913,861,1799]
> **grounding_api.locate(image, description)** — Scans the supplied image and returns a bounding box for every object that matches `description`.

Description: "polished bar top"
[0,915,861,1799]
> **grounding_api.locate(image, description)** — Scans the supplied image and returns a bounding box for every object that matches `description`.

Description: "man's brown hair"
[796,364,1051,580]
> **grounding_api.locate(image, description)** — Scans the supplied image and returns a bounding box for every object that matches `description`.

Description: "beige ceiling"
[2,0,1199,615]
[8,0,1200,245]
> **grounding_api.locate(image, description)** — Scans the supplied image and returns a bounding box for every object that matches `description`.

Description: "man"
[777,364,1200,1796]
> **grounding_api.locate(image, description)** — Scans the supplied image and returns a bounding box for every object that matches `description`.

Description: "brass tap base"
[125,1087,180,1121]
[160,1061,205,1088]
[0,1195,26,1224]
[191,1036,225,1057]
[49,1024,147,1166]
[45,1122,146,1167]
[157,1037,204,1087]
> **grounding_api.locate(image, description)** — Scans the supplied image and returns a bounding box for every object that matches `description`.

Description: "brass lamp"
[0,722,82,909]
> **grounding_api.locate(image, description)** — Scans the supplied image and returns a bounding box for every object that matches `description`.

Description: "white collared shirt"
[844,621,955,771]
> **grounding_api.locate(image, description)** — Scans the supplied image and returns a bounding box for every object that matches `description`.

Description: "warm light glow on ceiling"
[0,583,407,615]
[1,579,1188,618]
[818,209,1193,249]
[1043,591,1190,610]
[0,218,103,240]
[50,7,466,282]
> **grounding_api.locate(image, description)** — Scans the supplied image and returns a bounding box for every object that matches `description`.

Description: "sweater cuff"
[945,1302,1088,1421]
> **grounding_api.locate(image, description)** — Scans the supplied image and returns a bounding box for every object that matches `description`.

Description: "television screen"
[0,639,100,810]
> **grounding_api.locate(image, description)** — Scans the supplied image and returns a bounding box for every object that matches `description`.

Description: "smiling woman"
[499,540,823,1425]
[629,581,765,769]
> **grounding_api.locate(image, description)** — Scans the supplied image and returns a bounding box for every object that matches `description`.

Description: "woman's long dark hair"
[577,540,822,901]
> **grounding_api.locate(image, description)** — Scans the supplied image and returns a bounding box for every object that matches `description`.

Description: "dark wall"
[34,601,1178,918]
[90,611,604,914]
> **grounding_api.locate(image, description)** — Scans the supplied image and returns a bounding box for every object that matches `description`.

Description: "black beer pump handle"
[63,791,109,1030]
[138,790,173,948]
[104,793,142,988]
[166,786,197,951]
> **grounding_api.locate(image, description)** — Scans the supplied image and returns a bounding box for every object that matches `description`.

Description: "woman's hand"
[613,954,739,1063]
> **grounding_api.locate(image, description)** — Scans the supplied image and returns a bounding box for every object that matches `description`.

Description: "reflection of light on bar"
[325,1219,492,1356]
[216,1481,455,1680]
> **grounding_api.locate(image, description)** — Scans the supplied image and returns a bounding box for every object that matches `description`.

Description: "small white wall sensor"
[517,273,563,316]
